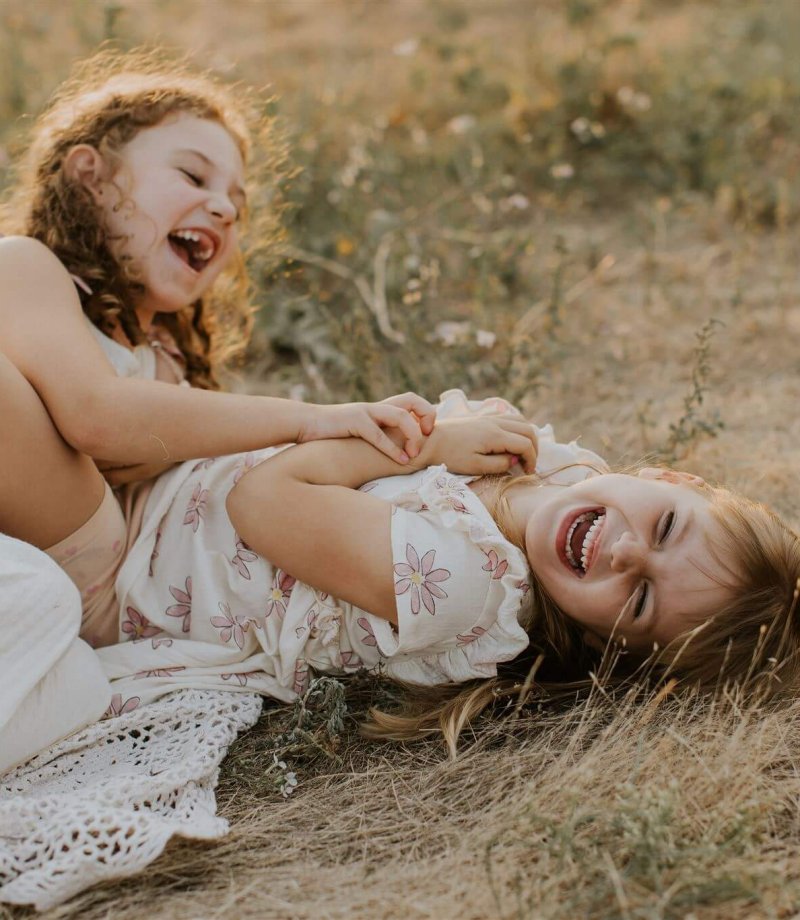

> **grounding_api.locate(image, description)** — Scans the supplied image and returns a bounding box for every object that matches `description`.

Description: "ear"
[637,467,705,487]
[62,144,110,202]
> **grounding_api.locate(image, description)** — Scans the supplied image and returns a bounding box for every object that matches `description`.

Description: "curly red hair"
[0,48,284,388]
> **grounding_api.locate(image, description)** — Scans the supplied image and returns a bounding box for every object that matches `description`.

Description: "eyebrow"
[177,148,247,206]
[651,506,694,626]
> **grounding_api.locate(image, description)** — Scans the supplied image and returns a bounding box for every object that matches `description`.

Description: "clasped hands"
[300,392,538,476]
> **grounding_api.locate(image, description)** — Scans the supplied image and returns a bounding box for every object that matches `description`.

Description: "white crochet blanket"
[0,689,262,911]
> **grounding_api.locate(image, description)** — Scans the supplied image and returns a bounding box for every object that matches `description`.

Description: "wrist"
[413,425,442,470]
[292,400,322,444]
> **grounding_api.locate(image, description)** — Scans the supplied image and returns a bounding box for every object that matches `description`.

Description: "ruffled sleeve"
[360,466,531,686]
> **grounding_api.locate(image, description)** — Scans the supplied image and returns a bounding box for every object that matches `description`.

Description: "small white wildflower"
[570,116,590,137]
[500,193,530,212]
[633,92,652,111]
[430,320,472,346]
[411,125,429,147]
[393,38,419,57]
[281,772,299,798]
[476,329,497,348]
[617,85,635,106]
[447,114,477,135]
[550,162,574,180]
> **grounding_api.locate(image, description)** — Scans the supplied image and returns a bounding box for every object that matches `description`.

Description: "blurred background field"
[2,1,800,918]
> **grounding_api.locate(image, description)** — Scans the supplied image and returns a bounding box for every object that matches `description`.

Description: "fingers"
[474,453,522,475]
[479,419,538,474]
[360,419,411,465]
[382,392,437,436]
[497,429,538,474]
[371,404,427,458]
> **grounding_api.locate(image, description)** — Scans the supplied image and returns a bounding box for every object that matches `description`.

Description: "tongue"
[168,237,192,266]
[570,518,594,569]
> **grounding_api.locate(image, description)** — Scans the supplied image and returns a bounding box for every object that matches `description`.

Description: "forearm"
[95,457,178,487]
[250,431,430,490]
[75,377,315,464]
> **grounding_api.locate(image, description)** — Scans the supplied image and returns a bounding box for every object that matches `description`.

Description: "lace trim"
[0,689,261,911]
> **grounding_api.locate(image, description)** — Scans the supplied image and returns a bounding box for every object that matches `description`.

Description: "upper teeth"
[172,229,214,261]
[565,511,606,572]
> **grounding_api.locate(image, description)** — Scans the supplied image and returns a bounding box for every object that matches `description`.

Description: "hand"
[420,416,538,475]
[298,392,436,465]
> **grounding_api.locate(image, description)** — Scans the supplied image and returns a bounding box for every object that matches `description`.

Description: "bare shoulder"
[0,235,76,290]
[0,236,83,329]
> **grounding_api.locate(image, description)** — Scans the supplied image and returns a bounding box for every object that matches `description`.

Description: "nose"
[206,190,237,225]
[610,531,647,575]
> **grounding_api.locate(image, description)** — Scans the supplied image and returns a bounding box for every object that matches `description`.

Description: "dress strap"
[70,274,93,295]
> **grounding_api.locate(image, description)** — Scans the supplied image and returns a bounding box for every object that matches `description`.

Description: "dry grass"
[2,0,800,917]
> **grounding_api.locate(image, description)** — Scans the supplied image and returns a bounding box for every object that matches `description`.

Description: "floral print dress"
[96,389,607,716]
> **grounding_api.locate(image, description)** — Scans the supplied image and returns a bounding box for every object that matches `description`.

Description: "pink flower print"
[457,626,488,646]
[266,569,296,619]
[121,606,161,641]
[295,609,318,639]
[482,549,509,580]
[516,579,530,596]
[293,658,310,695]
[191,458,216,473]
[166,577,192,633]
[394,544,451,615]
[152,636,173,649]
[434,475,470,514]
[183,483,210,533]
[357,616,378,647]
[340,650,364,670]
[211,602,251,649]
[221,670,261,687]
[104,694,140,719]
[233,452,256,485]
[231,536,258,580]
[148,518,165,577]
[135,666,186,678]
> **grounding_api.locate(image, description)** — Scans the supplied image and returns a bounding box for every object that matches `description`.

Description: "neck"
[135,306,155,331]
[471,476,556,549]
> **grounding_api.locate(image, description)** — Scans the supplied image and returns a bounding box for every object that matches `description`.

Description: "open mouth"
[167,228,218,273]
[558,507,606,577]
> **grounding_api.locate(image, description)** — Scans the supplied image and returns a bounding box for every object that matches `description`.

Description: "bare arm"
[94,457,178,487]
[0,237,433,465]
[226,417,538,622]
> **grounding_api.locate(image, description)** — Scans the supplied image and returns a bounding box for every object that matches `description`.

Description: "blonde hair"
[0,48,284,388]
[363,473,800,756]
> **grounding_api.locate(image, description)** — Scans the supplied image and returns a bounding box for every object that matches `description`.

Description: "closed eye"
[659,510,676,544]
[179,168,203,186]
[632,582,648,619]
